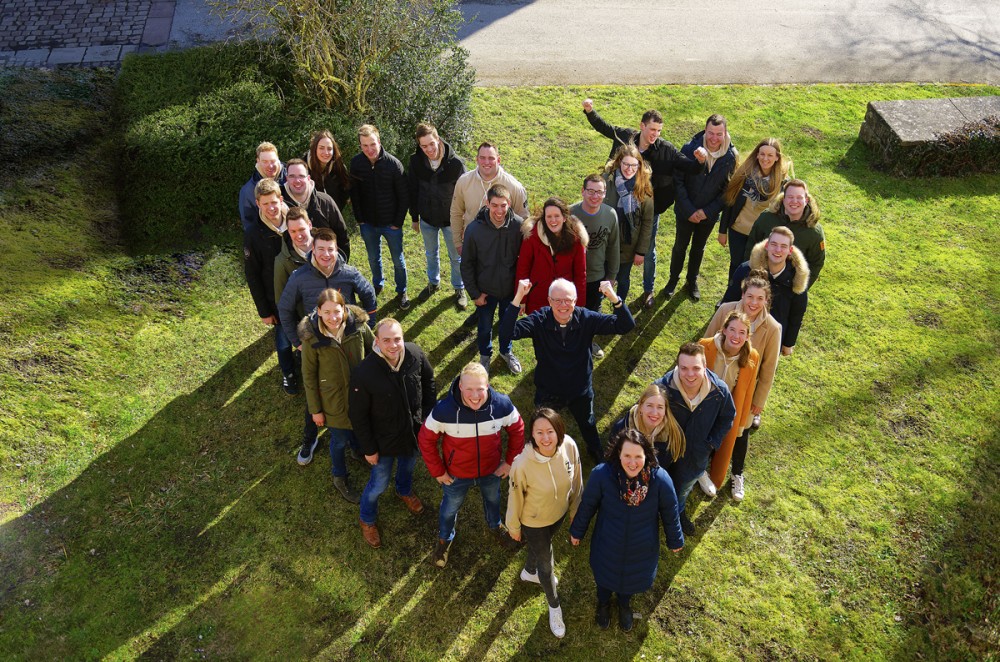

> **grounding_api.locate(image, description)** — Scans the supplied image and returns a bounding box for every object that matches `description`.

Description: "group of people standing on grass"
[238,99,828,638]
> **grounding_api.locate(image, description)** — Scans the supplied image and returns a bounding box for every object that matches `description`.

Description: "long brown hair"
[307,130,350,192]
[532,197,579,254]
[604,145,653,202]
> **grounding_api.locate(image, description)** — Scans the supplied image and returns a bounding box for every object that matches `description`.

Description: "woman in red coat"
[515,197,589,314]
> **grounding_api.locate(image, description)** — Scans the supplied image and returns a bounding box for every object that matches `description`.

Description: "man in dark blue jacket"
[238,141,285,233]
[655,342,736,535]
[668,115,737,301]
[350,124,410,308]
[501,277,635,463]
[277,227,377,348]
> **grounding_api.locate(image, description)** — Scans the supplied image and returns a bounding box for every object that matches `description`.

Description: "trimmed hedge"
[115,45,359,249]
[116,41,473,250]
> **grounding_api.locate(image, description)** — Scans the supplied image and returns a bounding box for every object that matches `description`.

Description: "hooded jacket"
[460,206,524,301]
[743,207,826,286]
[584,109,701,214]
[349,342,436,457]
[273,232,309,305]
[407,140,466,227]
[699,337,760,488]
[277,254,377,346]
[707,301,781,413]
[500,299,635,399]
[418,377,525,480]
[654,368,736,487]
[674,130,738,224]
[569,462,684,594]
[515,214,589,313]
[725,239,810,348]
[505,436,583,536]
[298,305,374,427]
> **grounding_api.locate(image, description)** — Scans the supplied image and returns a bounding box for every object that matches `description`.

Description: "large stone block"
[860,96,1000,176]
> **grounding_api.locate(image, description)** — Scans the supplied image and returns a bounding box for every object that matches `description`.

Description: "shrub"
[116,46,360,250]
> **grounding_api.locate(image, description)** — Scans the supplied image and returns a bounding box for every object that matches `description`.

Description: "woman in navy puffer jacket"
[570,429,684,632]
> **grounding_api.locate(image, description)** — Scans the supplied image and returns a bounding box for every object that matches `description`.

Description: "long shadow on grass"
[0,335,303,658]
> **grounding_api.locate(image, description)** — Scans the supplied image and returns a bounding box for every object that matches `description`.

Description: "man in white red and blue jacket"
[417,362,525,568]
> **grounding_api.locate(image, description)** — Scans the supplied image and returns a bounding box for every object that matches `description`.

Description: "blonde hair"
[723,137,791,205]
[635,384,685,462]
[358,124,380,139]
[460,361,488,381]
[254,178,281,201]
[256,142,278,157]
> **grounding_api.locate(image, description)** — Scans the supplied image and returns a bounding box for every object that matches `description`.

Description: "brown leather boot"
[398,492,424,515]
[360,520,381,548]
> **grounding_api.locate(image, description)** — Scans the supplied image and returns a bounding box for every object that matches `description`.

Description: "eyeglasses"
[583,188,606,196]
[620,161,640,170]
[548,297,576,305]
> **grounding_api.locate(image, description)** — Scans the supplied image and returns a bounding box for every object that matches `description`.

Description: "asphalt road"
[457,0,1000,85]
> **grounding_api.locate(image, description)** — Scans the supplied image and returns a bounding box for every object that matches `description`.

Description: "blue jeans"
[438,474,502,541]
[359,224,407,293]
[274,322,295,377]
[674,476,697,513]
[642,213,660,293]
[359,454,417,524]
[476,296,512,356]
[328,427,357,479]
[419,220,463,290]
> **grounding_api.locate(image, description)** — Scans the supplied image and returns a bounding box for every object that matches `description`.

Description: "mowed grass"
[0,74,998,660]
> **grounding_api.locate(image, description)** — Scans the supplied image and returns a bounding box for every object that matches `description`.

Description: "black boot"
[595,601,611,629]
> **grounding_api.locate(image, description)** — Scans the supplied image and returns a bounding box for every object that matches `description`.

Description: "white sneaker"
[520,568,558,586]
[500,352,522,375]
[732,474,745,502]
[697,471,717,498]
[548,605,566,638]
[591,342,605,359]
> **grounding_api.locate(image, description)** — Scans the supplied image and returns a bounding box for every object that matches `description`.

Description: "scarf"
[319,316,345,343]
[614,170,638,245]
[703,132,732,172]
[286,179,315,207]
[615,463,651,507]
[258,207,285,235]
[310,254,334,278]
[373,343,404,372]
[672,368,711,411]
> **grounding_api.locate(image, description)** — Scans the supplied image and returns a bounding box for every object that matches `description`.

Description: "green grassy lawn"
[1,71,998,660]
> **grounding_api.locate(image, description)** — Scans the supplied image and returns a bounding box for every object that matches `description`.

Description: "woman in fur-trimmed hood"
[515,196,589,314]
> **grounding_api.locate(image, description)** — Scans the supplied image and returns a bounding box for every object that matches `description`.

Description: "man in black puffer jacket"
[349,319,436,549]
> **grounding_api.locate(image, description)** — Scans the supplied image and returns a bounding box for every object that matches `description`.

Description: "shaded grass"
[0,75,998,660]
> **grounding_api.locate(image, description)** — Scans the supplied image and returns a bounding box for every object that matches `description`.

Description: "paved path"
[1,0,997,86]
[458,0,1000,86]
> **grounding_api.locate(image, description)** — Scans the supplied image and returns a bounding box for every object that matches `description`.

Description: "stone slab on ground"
[859,96,1000,174]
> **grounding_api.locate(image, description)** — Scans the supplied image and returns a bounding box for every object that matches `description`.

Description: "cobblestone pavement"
[0,0,176,67]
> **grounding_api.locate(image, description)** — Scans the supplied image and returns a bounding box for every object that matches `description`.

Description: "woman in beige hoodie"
[506,408,583,638]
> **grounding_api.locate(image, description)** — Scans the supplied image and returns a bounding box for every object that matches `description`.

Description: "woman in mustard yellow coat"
[699,310,759,500]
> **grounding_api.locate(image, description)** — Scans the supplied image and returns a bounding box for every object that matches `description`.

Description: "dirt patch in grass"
[887,411,931,440]
[111,252,207,317]
[801,125,826,140]
[910,310,943,329]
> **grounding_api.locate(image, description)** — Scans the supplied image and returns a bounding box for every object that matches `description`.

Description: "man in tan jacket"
[450,141,529,255]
